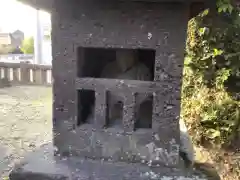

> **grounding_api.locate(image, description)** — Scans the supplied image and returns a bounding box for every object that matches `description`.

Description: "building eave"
[18,0,210,12]
[17,0,53,12]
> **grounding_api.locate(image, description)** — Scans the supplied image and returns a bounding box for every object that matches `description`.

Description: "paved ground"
[0,86,52,178]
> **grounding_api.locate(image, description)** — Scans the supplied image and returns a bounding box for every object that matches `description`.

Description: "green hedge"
[181,7,240,147]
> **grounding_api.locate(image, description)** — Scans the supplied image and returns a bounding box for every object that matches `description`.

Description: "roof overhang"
[17,0,53,12]
[18,0,209,12]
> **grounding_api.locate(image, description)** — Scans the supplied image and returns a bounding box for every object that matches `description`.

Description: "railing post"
[0,68,3,79]
[48,69,52,84]
[34,68,43,85]
[7,68,13,81]
[12,68,20,83]
[20,63,30,84]
[4,68,9,80]
[42,69,47,84]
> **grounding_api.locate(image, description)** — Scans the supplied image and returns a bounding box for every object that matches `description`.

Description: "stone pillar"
[51,0,189,167]
[9,1,211,180]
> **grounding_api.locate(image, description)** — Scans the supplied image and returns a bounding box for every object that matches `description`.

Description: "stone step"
[9,143,208,180]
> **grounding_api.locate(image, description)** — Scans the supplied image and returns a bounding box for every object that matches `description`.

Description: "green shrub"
[182,6,240,147]
[21,37,34,54]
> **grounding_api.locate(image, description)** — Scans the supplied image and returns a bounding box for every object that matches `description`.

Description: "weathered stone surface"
[9,143,207,180]
[52,0,189,166]
[8,1,220,179]
[6,0,220,179]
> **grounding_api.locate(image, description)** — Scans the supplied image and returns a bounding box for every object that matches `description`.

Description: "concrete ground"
[0,86,52,178]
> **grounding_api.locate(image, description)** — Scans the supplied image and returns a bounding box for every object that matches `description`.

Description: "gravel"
[0,86,52,178]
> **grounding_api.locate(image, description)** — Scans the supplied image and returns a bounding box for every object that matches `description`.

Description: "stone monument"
[10,0,212,179]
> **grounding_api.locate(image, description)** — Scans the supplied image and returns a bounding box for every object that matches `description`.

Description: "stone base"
[9,143,207,180]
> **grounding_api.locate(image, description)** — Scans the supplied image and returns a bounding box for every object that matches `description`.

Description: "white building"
[34,10,52,65]
[42,21,52,65]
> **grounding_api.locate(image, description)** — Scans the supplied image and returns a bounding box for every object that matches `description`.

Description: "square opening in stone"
[108,93,153,129]
[77,89,153,129]
[77,89,95,125]
[77,47,155,81]
[135,94,153,129]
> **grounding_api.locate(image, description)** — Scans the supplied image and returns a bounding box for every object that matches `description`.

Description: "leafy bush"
[182,6,240,147]
[21,37,34,54]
